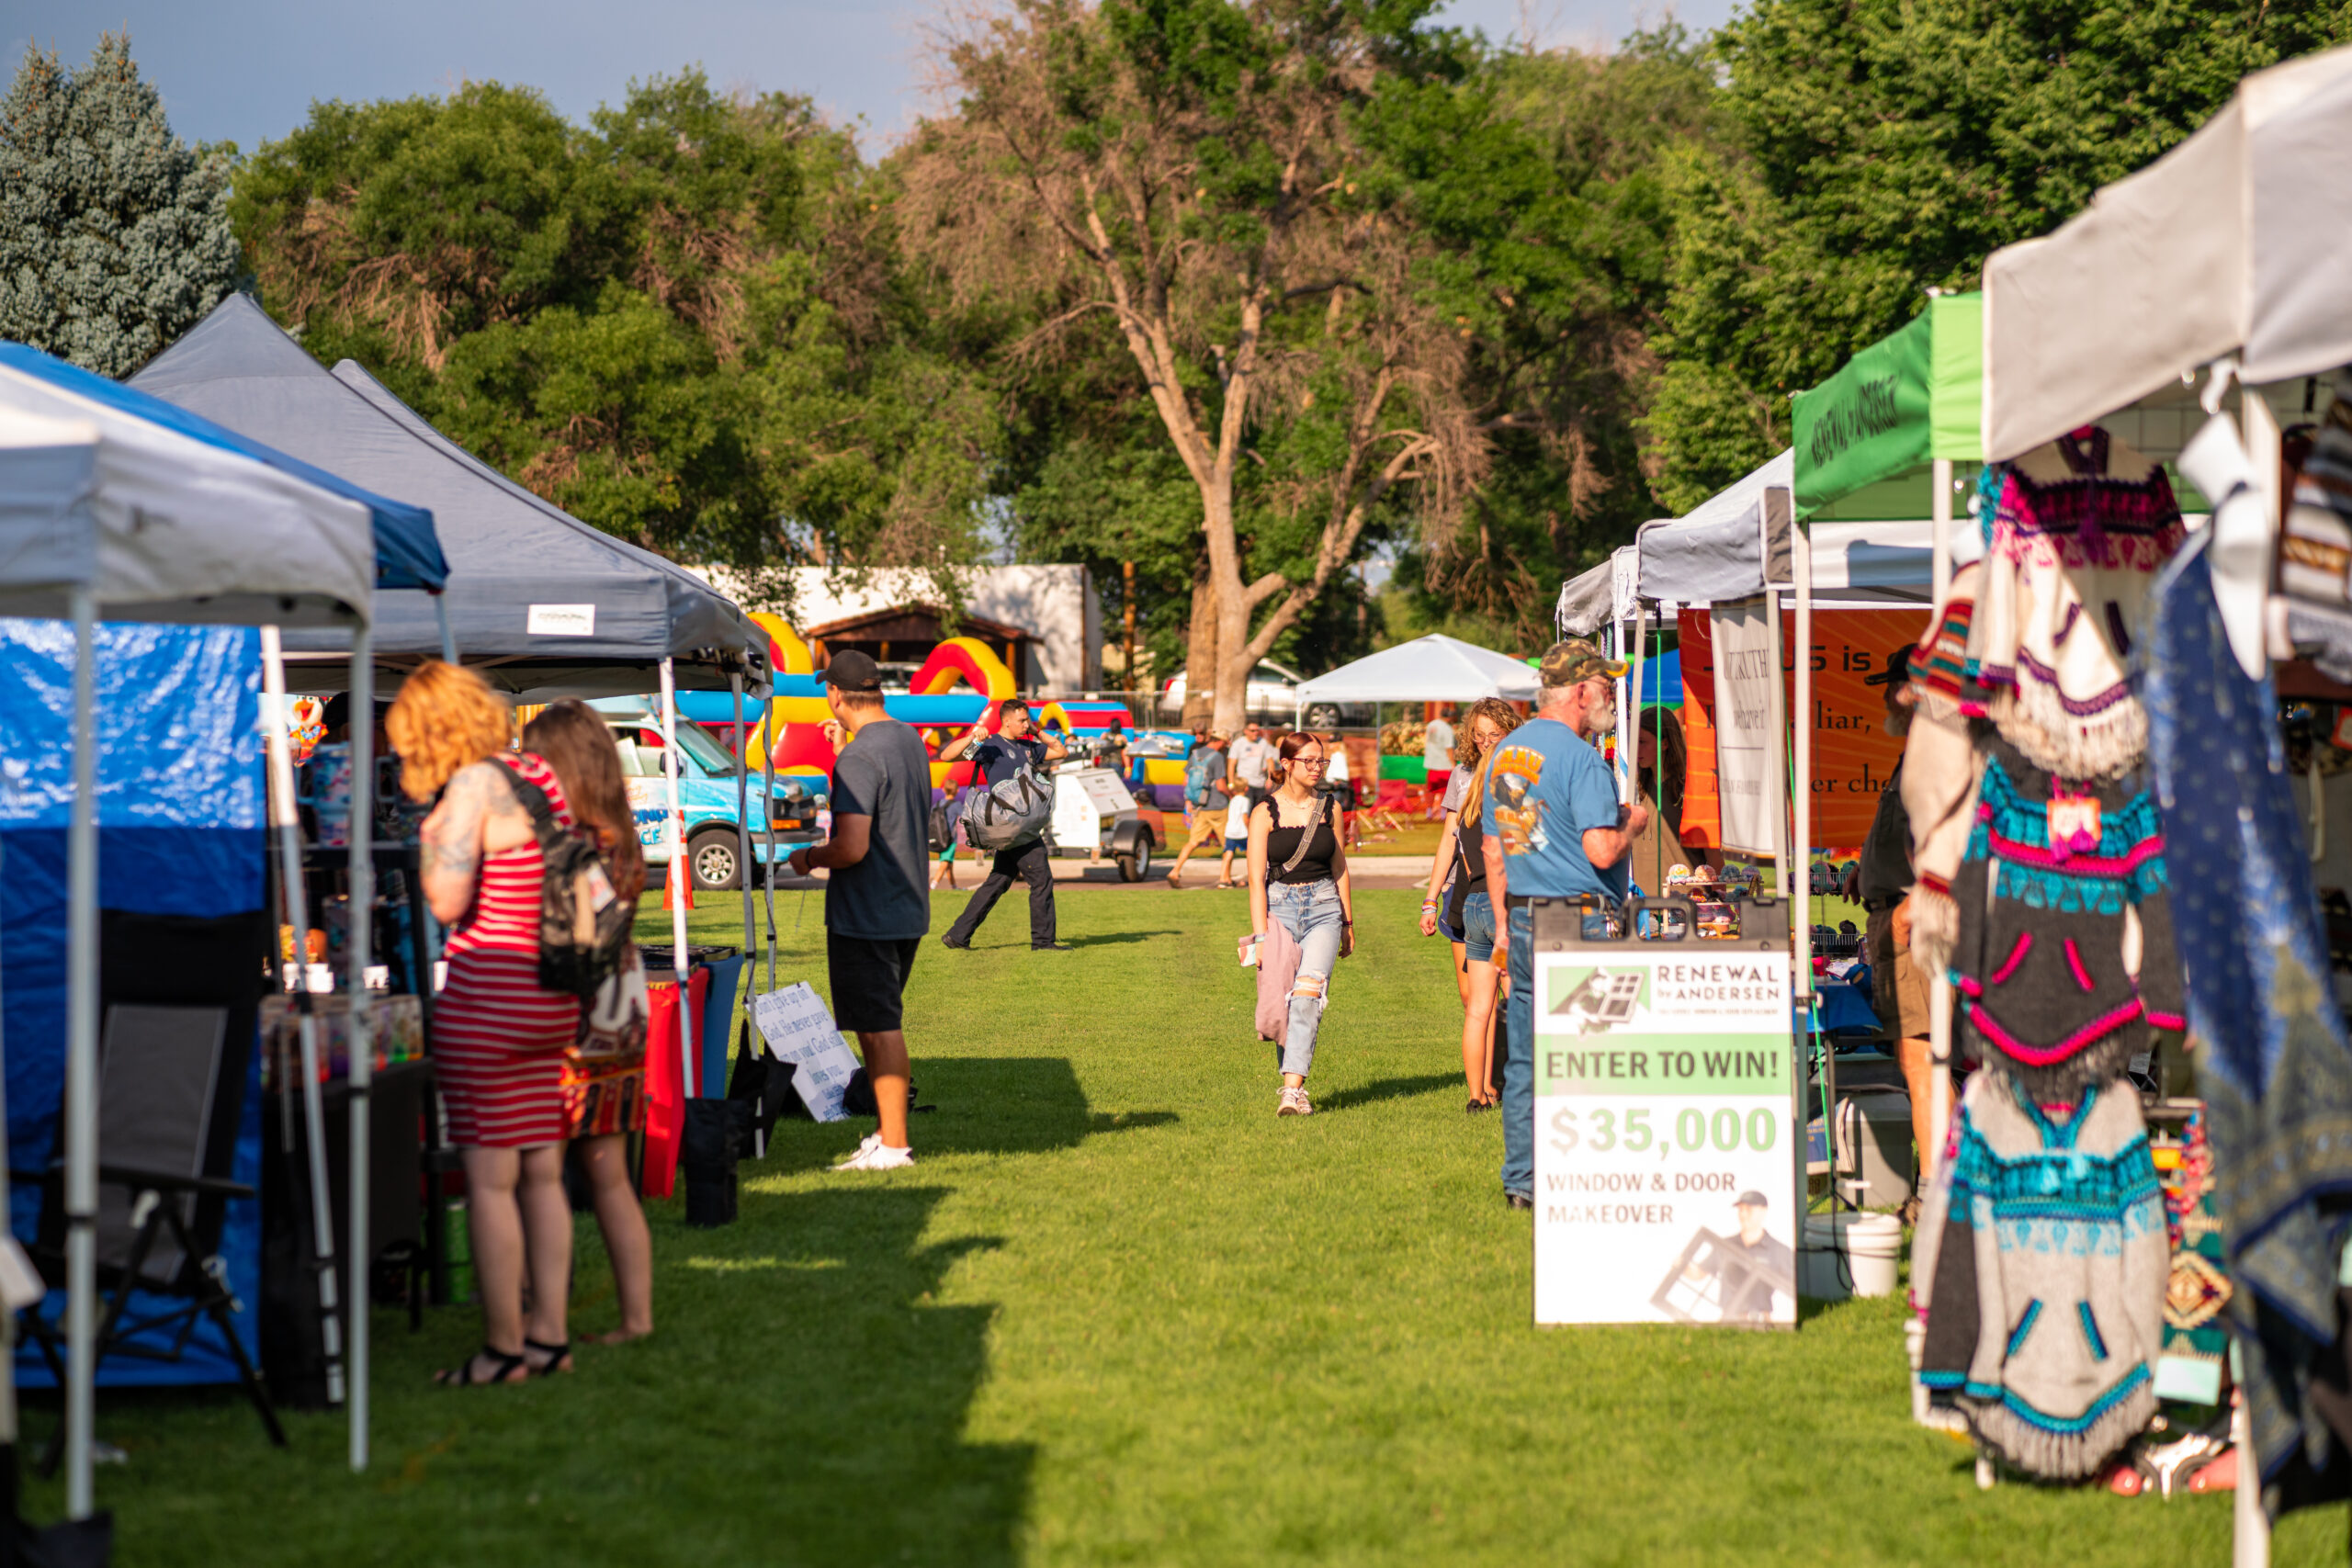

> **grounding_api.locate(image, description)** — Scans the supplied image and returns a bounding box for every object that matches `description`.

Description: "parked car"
[589,697,826,892]
[1157,659,1374,728]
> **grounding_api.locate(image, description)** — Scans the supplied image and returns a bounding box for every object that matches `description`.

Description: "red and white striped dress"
[434,754,579,1147]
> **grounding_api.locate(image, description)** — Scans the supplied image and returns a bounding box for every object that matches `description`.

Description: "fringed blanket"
[1916,1071,2166,1480]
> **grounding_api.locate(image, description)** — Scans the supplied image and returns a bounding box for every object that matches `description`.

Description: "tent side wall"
[0,622,265,1385]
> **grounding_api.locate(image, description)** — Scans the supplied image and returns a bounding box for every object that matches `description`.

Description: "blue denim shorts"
[1462,888,1496,964]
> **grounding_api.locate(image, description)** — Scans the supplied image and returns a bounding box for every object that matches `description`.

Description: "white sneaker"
[1277,1086,1314,1117]
[831,1134,883,1170]
[834,1139,915,1171]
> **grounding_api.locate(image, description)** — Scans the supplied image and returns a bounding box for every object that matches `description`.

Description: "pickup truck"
[588,697,826,891]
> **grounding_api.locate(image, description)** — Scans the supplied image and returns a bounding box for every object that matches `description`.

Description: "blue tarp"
[1640,650,1682,707]
[0,341,447,592]
[0,620,264,1386]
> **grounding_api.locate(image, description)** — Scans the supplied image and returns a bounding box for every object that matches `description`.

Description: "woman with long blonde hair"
[522,701,653,1345]
[1419,698,1522,1110]
[387,662,579,1386]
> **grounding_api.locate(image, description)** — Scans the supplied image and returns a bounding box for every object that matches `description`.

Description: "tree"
[904,0,1563,732]
[1645,0,2352,511]
[232,73,999,576]
[0,35,240,378]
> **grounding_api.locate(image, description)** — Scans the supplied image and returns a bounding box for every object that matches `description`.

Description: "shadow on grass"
[770,1057,1178,1166]
[1062,930,1180,948]
[1316,1073,1463,1113]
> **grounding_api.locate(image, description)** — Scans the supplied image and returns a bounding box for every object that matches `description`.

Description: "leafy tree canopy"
[232,72,999,576]
[0,34,240,378]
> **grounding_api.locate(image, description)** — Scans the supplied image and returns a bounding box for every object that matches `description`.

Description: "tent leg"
[433,592,457,666]
[62,588,97,1521]
[1930,457,1954,620]
[347,622,373,1472]
[1791,516,1822,1202]
[734,674,753,966]
[261,627,345,1412]
[659,660,695,1095]
[762,720,778,997]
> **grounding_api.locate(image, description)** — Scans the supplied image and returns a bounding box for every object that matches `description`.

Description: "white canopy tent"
[1983,43,2352,460]
[1291,634,1540,712]
[0,364,385,1518]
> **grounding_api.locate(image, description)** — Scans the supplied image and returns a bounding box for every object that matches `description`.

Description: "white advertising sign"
[1533,948,1797,1328]
[751,982,863,1122]
[1708,598,1786,857]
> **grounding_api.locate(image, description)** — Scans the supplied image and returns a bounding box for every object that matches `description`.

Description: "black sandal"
[435,1346,528,1387]
[525,1337,573,1377]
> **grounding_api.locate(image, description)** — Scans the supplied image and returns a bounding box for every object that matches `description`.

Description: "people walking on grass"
[784,651,933,1169]
[938,698,1071,950]
[1419,699,1523,1112]
[1245,732,1355,1117]
[1218,778,1250,888]
[1231,720,1275,794]
[1166,728,1231,888]
[521,700,654,1345]
[1485,642,1648,1210]
[1423,705,1458,808]
[388,661,578,1385]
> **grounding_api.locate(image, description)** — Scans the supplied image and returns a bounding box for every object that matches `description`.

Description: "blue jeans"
[1502,904,1534,1198]
[1462,889,1496,964]
[1268,880,1344,1079]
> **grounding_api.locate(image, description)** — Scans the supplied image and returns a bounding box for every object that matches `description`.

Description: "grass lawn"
[23,888,2335,1564]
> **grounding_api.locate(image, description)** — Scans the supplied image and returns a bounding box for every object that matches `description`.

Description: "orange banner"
[1677,605,1932,850]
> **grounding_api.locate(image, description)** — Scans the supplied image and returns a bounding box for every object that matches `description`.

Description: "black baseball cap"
[1735,1190,1768,1208]
[821,650,884,692]
[1861,647,1913,688]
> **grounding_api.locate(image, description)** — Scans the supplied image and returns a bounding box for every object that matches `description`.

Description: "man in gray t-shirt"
[786,650,932,1169]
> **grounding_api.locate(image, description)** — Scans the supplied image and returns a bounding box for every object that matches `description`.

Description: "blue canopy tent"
[0,339,444,1503]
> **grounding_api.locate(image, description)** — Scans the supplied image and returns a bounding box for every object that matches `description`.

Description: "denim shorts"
[1462,888,1496,964]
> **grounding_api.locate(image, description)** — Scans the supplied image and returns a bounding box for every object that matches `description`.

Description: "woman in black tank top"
[1245,732,1354,1117]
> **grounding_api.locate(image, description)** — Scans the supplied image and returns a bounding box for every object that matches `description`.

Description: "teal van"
[588,697,826,891]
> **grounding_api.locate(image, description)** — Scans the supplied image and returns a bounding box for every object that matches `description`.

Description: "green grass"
[25,888,2341,1564]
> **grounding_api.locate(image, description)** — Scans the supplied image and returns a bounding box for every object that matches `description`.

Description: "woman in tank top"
[1245,732,1354,1116]
[387,661,578,1387]
[1449,702,1522,1112]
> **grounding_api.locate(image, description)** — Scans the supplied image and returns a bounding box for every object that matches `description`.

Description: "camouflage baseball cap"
[1539,637,1628,687]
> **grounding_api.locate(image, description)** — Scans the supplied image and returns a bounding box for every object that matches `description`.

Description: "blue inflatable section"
[0,620,265,1386]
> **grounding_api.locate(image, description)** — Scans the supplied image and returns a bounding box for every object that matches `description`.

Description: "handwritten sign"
[750,982,863,1122]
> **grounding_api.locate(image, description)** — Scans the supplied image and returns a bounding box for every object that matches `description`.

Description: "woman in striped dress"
[387,661,577,1386]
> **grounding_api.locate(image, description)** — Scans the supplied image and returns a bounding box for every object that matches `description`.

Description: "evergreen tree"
[0,35,240,378]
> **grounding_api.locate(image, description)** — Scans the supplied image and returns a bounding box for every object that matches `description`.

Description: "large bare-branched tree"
[903,0,1509,732]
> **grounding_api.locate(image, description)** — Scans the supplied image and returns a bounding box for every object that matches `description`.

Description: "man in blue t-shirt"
[1481,638,1651,1210]
[938,698,1071,950]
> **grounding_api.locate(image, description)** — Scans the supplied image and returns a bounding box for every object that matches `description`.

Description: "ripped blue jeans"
[1268,879,1344,1079]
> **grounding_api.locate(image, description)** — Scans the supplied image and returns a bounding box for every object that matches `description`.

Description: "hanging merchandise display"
[2154,1111,2231,1408]
[1945,733,2184,1099]
[1914,1071,2167,1479]
[1898,561,1989,977]
[2281,372,2352,681]
[2144,539,2352,1514]
[1973,428,2187,782]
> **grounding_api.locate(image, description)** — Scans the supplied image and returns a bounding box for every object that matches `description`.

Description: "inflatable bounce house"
[673,614,1187,807]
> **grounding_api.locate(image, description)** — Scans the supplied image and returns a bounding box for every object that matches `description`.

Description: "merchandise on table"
[1914,1071,2166,1480]
[260,991,424,1089]
[2152,1110,2230,1408]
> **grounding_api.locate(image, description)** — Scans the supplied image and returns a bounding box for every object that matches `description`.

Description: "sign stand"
[1531,893,1803,1329]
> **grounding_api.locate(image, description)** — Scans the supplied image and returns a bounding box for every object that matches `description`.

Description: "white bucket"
[1799,1213,1905,1300]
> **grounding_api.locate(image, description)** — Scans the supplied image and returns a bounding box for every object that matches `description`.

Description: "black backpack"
[502,761,637,998]
[929,799,954,853]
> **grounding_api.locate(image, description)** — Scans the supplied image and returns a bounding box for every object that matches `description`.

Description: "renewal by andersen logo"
[1547,967,1647,1034]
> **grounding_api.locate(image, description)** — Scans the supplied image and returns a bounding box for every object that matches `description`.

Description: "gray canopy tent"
[129,299,776,1445]
[130,294,767,697]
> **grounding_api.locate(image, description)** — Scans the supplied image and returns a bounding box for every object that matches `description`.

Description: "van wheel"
[689,829,742,891]
[1117,835,1154,883]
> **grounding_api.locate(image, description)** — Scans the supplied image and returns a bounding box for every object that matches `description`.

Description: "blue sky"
[12,0,1734,156]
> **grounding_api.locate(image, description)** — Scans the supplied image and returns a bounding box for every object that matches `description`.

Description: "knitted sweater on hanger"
[1914,1071,2166,1481]
[1948,734,2186,1099]
[1976,428,2186,782]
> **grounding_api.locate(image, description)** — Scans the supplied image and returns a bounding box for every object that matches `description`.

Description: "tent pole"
[1927,457,1955,1181]
[762,715,778,998]
[261,628,345,1417]
[62,587,96,1521]
[1625,604,1647,872]
[1791,506,1823,1207]
[659,660,695,1097]
[346,620,374,1472]
[734,670,753,987]
[433,592,457,666]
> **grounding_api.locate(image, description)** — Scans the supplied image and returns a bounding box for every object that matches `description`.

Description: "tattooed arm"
[418,761,524,924]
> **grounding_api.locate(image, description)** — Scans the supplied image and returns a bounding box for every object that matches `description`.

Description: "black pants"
[945,840,1057,947]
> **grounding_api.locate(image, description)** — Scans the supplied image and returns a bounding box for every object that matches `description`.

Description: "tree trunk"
[1180,550,1218,732]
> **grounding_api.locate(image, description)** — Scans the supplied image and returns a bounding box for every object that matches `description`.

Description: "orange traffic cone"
[662,814,695,911]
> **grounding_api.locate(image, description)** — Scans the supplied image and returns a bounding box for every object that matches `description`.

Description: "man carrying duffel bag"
[938,699,1071,951]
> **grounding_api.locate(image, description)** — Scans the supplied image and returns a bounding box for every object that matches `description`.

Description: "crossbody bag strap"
[497,759,568,854]
[1277,794,1328,878]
